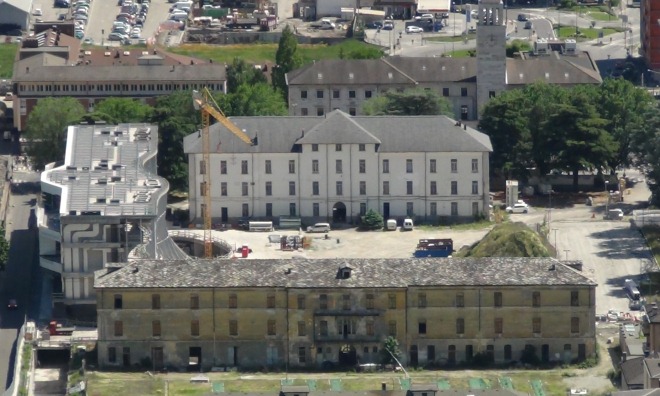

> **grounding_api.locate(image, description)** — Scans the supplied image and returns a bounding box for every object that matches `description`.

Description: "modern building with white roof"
[0,0,32,29]
[39,123,187,319]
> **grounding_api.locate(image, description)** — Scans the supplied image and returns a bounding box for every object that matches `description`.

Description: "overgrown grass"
[456,222,551,258]
[0,43,18,78]
[641,226,660,265]
[446,49,475,58]
[170,39,383,64]
[18,343,32,396]
[556,26,619,40]
[586,11,616,21]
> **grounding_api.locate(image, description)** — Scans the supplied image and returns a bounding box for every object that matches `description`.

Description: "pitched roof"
[183,110,492,155]
[14,63,225,82]
[94,257,596,289]
[620,357,645,388]
[506,53,602,86]
[386,56,477,83]
[0,0,32,13]
[286,59,418,86]
[645,358,660,379]
[612,390,660,396]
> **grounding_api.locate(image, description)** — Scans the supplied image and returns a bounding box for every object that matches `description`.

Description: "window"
[312,159,319,174]
[448,345,456,364]
[242,182,249,196]
[418,321,427,335]
[312,144,319,152]
[241,202,250,216]
[365,90,373,98]
[267,319,276,335]
[430,181,437,195]
[442,87,449,97]
[472,181,479,195]
[451,202,458,216]
[190,294,199,310]
[289,181,296,196]
[229,320,237,336]
[298,347,306,363]
[571,291,579,306]
[336,181,343,196]
[108,347,116,363]
[388,321,397,336]
[456,293,465,307]
[456,318,465,334]
[267,294,275,308]
[114,294,122,309]
[359,159,366,173]
[114,321,123,336]
[451,159,457,173]
[317,108,324,116]
[472,202,479,216]
[301,90,308,99]
[266,182,272,196]
[430,202,437,216]
[461,87,468,96]
[366,321,374,336]
[494,292,502,307]
[388,293,396,309]
[532,292,541,307]
[319,294,328,309]
[407,181,413,195]
[430,159,437,173]
[333,89,340,98]
[342,294,351,310]
[298,321,307,336]
[349,90,356,98]
[290,203,297,216]
[471,159,478,173]
[349,107,356,116]
[451,181,458,195]
[301,108,308,116]
[571,317,580,333]
[316,90,323,99]
[495,318,503,334]
[366,294,374,309]
[312,182,319,196]
[336,144,342,152]
[418,293,427,308]
[359,144,366,152]
[360,203,366,216]
[382,159,389,173]
[297,295,306,309]
[200,182,207,196]
[336,159,343,173]
[406,159,413,173]
[221,160,227,174]
[199,160,206,175]
[241,160,248,174]
[152,320,161,337]
[152,294,161,310]
[229,294,237,309]
[489,90,496,98]
[533,317,541,334]
[359,181,366,195]
[313,203,320,217]
[406,202,414,216]
[383,181,390,195]
[504,345,512,360]
[189,319,200,336]
[320,320,328,336]
[266,203,273,217]
[221,182,227,196]
[289,160,296,174]
[265,160,272,174]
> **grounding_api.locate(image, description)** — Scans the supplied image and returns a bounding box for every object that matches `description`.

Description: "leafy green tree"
[92,97,153,124]
[631,104,660,204]
[272,25,303,100]
[216,83,288,116]
[360,209,384,230]
[362,88,453,116]
[226,57,267,94]
[380,336,402,365]
[0,227,8,271]
[505,39,531,57]
[25,97,86,170]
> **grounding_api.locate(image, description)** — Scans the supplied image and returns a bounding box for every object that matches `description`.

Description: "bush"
[360,209,384,230]
[520,345,540,365]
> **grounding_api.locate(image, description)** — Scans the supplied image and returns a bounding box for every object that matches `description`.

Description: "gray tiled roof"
[620,357,644,388]
[13,64,226,82]
[286,59,417,86]
[646,358,660,379]
[94,257,596,289]
[612,390,660,396]
[385,57,477,83]
[506,55,602,86]
[1,0,31,13]
[183,110,492,155]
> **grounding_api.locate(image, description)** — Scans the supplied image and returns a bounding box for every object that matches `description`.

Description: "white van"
[306,223,331,233]
[171,1,192,10]
[402,218,414,231]
[385,219,397,231]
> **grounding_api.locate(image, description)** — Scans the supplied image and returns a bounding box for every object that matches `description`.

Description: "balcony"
[314,309,383,317]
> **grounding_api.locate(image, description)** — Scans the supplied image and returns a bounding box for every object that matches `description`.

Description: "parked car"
[382,21,394,30]
[506,201,529,214]
[406,25,424,34]
[32,8,43,16]
[306,223,331,233]
[83,37,94,44]
[364,21,382,29]
[108,32,128,41]
[605,208,624,220]
[524,21,532,29]
[54,0,70,7]
[517,13,528,21]
[7,298,17,310]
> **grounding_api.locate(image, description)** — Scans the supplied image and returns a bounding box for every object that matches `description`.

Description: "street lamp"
[605,180,610,214]
[552,228,558,258]
[564,249,570,261]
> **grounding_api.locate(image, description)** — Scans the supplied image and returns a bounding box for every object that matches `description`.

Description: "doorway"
[333,202,346,223]
[152,347,164,371]
[189,347,202,371]
[541,344,549,363]
[122,347,130,367]
[383,202,390,220]
[409,345,418,367]
[338,344,357,366]
[221,207,228,223]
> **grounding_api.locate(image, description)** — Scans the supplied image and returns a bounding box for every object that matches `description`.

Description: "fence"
[3,319,28,396]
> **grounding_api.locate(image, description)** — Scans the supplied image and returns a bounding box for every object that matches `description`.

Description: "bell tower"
[476,0,506,116]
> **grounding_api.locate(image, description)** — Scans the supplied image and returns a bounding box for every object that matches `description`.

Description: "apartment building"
[641,0,660,70]
[183,110,492,225]
[39,123,187,319]
[94,257,597,370]
[11,26,227,131]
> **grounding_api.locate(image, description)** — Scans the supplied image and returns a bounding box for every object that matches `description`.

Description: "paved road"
[0,171,40,392]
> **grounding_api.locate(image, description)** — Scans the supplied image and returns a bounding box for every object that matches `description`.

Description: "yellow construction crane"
[192,88,255,258]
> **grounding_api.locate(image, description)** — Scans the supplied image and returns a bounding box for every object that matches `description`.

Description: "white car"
[506,201,529,214]
[33,8,43,16]
[406,26,424,34]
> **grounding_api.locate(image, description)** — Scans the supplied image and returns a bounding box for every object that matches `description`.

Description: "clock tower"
[476,0,506,116]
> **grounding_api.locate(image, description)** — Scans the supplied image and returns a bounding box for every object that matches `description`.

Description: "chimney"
[285,268,292,275]
[171,65,175,72]
[549,264,556,271]
[25,67,29,74]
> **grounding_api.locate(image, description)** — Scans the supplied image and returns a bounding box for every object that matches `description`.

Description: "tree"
[360,209,384,230]
[272,25,303,100]
[631,104,660,204]
[362,88,453,116]
[216,83,288,116]
[380,336,401,365]
[25,97,86,170]
[226,57,267,94]
[0,227,8,271]
[92,97,153,124]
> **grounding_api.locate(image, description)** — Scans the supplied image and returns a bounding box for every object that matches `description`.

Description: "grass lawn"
[170,39,382,65]
[425,33,476,42]
[556,26,619,40]
[85,369,598,396]
[446,49,474,58]
[586,11,617,21]
[0,44,18,78]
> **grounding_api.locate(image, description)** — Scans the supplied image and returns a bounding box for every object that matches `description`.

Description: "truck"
[624,279,641,301]
[226,15,277,31]
[48,320,76,335]
[414,238,453,258]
